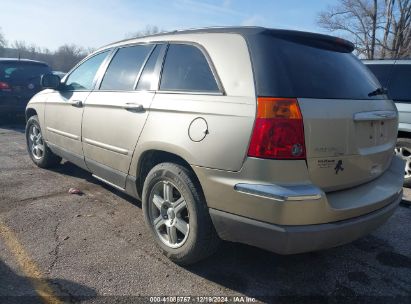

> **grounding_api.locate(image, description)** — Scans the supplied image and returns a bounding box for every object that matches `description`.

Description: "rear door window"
[159,44,219,92]
[100,45,153,91]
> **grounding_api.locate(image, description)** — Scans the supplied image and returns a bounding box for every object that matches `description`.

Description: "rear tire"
[26,115,61,168]
[142,162,220,265]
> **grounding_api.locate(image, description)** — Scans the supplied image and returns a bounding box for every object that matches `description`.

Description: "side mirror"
[41,73,61,89]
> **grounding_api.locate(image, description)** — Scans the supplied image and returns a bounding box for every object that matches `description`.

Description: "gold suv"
[25,27,404,265]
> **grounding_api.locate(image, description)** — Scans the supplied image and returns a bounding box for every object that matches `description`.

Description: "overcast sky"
[1,0,338,51]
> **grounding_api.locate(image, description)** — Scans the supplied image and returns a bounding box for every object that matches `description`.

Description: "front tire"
[142,162,220,265]
[26,115,61,168]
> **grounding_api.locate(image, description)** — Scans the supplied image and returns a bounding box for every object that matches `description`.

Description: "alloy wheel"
[148,181,190,248]
[395,146,411,178]
[28,125,45,160]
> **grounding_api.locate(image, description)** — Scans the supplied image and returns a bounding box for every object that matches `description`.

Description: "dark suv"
[0,58,51,119]
[364,60,411,186]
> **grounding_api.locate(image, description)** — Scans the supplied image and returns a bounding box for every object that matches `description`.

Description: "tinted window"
[136,45,161,90]
[367,64,411,101]
[100,45,153,91]
[388,65,411,101]
[160,44,219,92]
[365,64,393,88]
[0,62,50,84]
[65,51,109,90]
[248,34,383,99]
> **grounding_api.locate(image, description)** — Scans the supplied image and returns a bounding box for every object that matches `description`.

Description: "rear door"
[44,51,110,169]
[248,33,398,192]
[81,44,164,188]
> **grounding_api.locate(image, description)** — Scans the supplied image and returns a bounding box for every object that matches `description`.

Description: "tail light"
[248,97,306,159]
[0,82,11,91]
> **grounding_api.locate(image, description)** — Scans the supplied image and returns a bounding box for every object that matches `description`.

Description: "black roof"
[107,26,354,52]
[0,58,49,65]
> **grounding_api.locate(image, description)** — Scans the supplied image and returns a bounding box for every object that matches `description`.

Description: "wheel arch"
[135,149,204,200]
[25,107,37,121]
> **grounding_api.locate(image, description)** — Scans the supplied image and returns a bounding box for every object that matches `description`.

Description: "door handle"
[71,100,83,108]
[123,103,144,112]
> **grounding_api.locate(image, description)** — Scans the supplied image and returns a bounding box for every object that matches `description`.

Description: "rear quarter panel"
[131,95,255,172]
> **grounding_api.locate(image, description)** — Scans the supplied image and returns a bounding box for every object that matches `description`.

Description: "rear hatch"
[247,30,398,192]
[299,98,397,191]
[0,61,50,103]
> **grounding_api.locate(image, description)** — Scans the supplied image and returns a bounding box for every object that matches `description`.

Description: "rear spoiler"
[263,29,355,53]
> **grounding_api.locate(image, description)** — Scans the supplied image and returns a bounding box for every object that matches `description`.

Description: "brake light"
[0,82,11,91]
[248,97,306,159]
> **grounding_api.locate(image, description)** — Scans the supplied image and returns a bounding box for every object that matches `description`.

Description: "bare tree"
[0,28,92,72]
[126,25,162,38]
[52,44,88,71]
[9,40,46,61]
[318,0,411,59]
[0,27,6,57]
[0,27,6,48]
[2,40,88,72]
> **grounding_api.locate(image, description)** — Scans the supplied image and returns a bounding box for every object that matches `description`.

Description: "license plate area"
[355,119,394,150]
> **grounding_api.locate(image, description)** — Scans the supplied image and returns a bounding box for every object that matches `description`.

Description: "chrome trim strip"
[92,174,125,191]
[354,111,397,121]
[46,127,79,140]
[155,90,224,96]
[234,183,323,202]
[83,138,129,155]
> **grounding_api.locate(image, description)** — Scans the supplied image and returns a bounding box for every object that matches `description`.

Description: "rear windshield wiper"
[368,87,388,97]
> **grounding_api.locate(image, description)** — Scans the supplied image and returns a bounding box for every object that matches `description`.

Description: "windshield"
[247,33,383,100]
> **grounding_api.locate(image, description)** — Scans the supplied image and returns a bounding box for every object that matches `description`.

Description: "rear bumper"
[194,156,404,226]
[210,189,402,254]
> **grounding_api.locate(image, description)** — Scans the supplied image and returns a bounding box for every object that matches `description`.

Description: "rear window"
[247,34,383,99]
[0,62,50,83]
